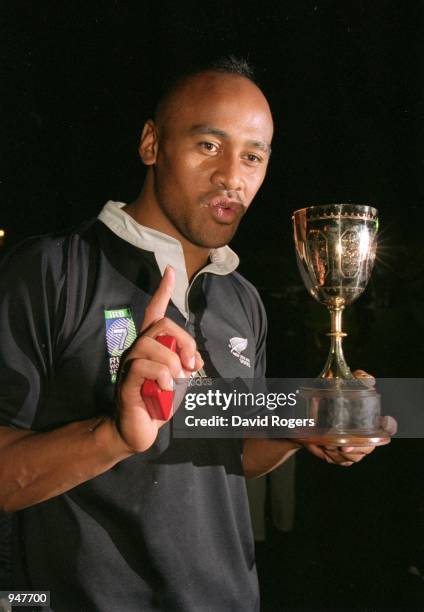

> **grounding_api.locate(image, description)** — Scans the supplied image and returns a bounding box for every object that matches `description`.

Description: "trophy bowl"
[292,203,389,446]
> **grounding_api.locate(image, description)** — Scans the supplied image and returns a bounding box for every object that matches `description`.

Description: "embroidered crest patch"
[104,308,137,382]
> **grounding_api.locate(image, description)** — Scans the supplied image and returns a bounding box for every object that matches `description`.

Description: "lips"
[206,197,243,223]
[207,196,241,211]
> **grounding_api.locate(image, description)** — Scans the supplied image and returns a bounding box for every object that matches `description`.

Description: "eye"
[199,141,219,154]
[244,153,263,165]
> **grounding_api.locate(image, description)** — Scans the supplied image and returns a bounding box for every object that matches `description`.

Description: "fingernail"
[188,356,195,370]
[165,378,176,391]
[341,447,355,452]
[341,461,353,467]
[178,369,186,380]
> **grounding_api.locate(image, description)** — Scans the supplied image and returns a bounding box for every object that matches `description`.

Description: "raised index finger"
[141,265,175,332]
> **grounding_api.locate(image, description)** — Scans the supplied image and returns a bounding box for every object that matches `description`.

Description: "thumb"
[141,265,175,332]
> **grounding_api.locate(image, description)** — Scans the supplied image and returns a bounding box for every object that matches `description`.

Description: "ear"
[138,119,158,165]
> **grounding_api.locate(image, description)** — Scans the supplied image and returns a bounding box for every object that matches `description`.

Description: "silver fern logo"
[228,337,251,367]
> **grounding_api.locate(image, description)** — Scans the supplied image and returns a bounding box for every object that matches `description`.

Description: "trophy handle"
[319,305,354,379]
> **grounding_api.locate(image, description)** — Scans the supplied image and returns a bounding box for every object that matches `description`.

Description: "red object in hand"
[141,335,177,420]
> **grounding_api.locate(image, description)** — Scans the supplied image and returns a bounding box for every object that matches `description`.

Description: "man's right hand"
[113,265,203,454]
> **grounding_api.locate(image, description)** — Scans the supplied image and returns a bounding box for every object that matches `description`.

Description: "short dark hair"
[153,55,257,124]
[197,55,255,81]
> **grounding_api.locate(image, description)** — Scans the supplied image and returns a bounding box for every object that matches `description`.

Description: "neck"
[123,176,210,281]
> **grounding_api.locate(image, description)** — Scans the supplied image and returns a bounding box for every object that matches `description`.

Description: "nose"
[210,153,243,191]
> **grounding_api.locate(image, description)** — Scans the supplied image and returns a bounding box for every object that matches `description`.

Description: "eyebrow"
[189,124,272,155]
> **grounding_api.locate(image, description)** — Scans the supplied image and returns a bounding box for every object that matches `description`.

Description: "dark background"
[1,1,424,610]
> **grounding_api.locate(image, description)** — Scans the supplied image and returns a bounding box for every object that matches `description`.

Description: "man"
[0,57,377,611]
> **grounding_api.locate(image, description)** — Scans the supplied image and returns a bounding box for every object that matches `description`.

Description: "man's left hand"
[302,441,375,466]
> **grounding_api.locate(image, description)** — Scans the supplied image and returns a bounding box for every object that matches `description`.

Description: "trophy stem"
[319,306,354,379]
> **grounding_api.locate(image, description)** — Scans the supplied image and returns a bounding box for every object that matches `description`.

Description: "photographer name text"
[184,415,315,428]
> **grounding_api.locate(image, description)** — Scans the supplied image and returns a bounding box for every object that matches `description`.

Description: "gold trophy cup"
[292,203,389,446]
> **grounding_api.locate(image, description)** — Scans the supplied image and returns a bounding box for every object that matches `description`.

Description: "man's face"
[143,72,274,249]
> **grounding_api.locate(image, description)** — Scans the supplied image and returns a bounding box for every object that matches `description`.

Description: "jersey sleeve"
[0,237,66,429]
[230,271,268,378]
[252,288,268,378]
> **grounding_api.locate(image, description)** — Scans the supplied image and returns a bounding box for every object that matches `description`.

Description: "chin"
[187,222,240,249]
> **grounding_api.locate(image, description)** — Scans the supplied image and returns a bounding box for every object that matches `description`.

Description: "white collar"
[98,200,239,319]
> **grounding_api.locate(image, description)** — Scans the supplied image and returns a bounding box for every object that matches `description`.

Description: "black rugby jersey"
[0,209,267,612]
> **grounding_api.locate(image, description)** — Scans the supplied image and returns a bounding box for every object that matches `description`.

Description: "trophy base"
[294,428,390,447]
[297,382,391,446]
